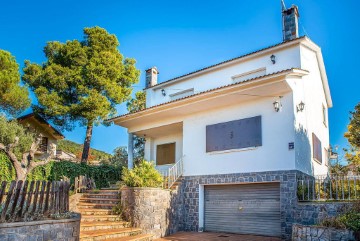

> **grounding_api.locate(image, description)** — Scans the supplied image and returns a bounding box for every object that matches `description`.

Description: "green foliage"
[345,102,360,149]
[126,91,145,163]
[27,160,121,188]
[108,146,127,167]
[0,152,16,181]
[122,160,163,188]
[0,50,30,116]
[0,115,33,160]
[320,201,360,232]
[57,139,111,162]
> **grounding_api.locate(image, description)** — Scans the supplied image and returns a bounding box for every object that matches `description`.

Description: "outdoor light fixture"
[161,89,166,96]
[296,101,305,112]
[273,96,282,112]
[270,54,276,64]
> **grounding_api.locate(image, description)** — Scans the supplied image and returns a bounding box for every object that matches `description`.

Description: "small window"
[169,88,194,101]
[312,133,322,164]
[156,143,176,165]
[322,104,327,127]
[39,137,48,152]
[232,68,266,83]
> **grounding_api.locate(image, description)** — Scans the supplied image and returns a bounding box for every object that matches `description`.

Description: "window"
[39,137,48,152]
[324,148,329,166]
[312,133,322,163]
[156,143,176,165]
[231,68,266,83]
[206,116,262,152]
[169,88,194,101]
[322,104,327,127]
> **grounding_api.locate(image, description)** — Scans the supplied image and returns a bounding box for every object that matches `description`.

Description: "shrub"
[0,152,16,181]
[122,160,163,188]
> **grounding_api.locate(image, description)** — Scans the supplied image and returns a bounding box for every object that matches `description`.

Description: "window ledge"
[207,146,258,155]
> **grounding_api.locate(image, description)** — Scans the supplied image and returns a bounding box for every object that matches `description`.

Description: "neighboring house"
[17,113,64,160]
[55,150,77,162]
[110,5,332,239]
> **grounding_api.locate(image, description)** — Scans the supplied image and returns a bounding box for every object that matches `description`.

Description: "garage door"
[204,182,281,237]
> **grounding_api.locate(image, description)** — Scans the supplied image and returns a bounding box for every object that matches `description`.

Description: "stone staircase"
[78,188,153,241]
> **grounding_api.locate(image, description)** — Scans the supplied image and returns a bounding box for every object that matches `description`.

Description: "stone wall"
[181,170,300,240]
[121,187,183,239]
[0,215,80,241]
[292,223,355,241]
[294,202,352,225]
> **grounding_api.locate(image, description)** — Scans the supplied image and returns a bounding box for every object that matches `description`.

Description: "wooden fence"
[0,180,70,222]
[74,175,96,193]
[297,175,360,201]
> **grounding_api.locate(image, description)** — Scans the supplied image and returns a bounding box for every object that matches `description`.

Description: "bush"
[27,161,121,189]
[122,160,163,188]
[0,152,16,181]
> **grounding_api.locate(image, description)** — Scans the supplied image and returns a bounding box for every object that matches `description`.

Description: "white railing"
[158,156,184,189]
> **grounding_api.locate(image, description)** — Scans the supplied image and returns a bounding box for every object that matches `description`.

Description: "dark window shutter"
[156,143,176,165]
[206,116,262,152]
[312,133,322,163]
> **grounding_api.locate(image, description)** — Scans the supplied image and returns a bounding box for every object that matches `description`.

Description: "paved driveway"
[154,232,281,241]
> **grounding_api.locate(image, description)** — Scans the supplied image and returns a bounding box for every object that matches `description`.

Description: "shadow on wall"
[295,125,314,175]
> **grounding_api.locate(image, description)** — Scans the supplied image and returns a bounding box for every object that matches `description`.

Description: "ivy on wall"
[0,154,121,188]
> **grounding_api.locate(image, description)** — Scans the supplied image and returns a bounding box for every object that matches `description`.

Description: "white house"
[110,5,332,239]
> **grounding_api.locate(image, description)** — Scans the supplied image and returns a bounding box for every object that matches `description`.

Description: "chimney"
[145,67,159,88]
[282,4,300,41]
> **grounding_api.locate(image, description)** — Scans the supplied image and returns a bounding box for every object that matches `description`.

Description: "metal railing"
[297,175,360,201]
[158,156,184,189]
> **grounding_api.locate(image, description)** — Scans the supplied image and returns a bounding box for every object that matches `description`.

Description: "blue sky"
[0,0,359,155]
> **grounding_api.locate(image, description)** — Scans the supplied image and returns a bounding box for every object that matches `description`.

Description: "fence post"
[0,180,16,222]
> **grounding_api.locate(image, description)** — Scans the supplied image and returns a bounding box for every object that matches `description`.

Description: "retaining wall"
[0,215,80,241]
[292,223,355,241]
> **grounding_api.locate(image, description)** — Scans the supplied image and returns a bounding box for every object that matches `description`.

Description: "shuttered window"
[206,116,262,152]
[312,133,322,163]
[156,143,176,165]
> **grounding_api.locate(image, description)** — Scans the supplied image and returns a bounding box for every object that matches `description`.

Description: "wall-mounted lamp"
[270,54,276,64]
[273,96,282,112]
[296,101,305,112]
[161,89,166,96]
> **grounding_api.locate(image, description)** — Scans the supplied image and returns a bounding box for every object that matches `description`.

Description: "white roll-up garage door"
[204,182,281,237]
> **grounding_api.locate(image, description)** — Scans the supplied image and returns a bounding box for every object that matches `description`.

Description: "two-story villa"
[110,5,332,239]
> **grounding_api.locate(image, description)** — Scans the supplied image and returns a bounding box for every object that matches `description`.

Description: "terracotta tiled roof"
[145,36,307,90]
[108,68,308,122]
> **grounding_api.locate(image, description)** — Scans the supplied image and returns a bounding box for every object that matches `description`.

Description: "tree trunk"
[81,123,93,163]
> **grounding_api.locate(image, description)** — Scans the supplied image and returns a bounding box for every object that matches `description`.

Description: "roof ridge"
[145,36,308,90]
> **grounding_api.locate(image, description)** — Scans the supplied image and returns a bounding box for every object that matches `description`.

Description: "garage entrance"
[204,182,281,237]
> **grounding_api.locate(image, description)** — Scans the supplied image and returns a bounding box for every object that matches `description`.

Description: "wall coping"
[293,223,352,232]
[122,186,169,191]
[0,213,81,228]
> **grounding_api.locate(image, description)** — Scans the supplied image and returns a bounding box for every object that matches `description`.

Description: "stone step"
[86,189,119,194]
[80,221,130,231]
[79,208,113,215]
[78,202,116,209]
[82,215,121,222]
[80,227,142,241]
[104,234,153,241]
[83,194,119,199]
[80,198,120,204]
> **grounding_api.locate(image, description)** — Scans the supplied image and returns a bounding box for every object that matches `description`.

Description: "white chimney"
[145,67,159,88]
[282,4,300,41]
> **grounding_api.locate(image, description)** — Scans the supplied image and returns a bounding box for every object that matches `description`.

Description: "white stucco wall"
[146,45,301,107]
[297,45,329,176]
[182,93,295,176]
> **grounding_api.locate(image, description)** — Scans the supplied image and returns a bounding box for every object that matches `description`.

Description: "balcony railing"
[157,156,184,189]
